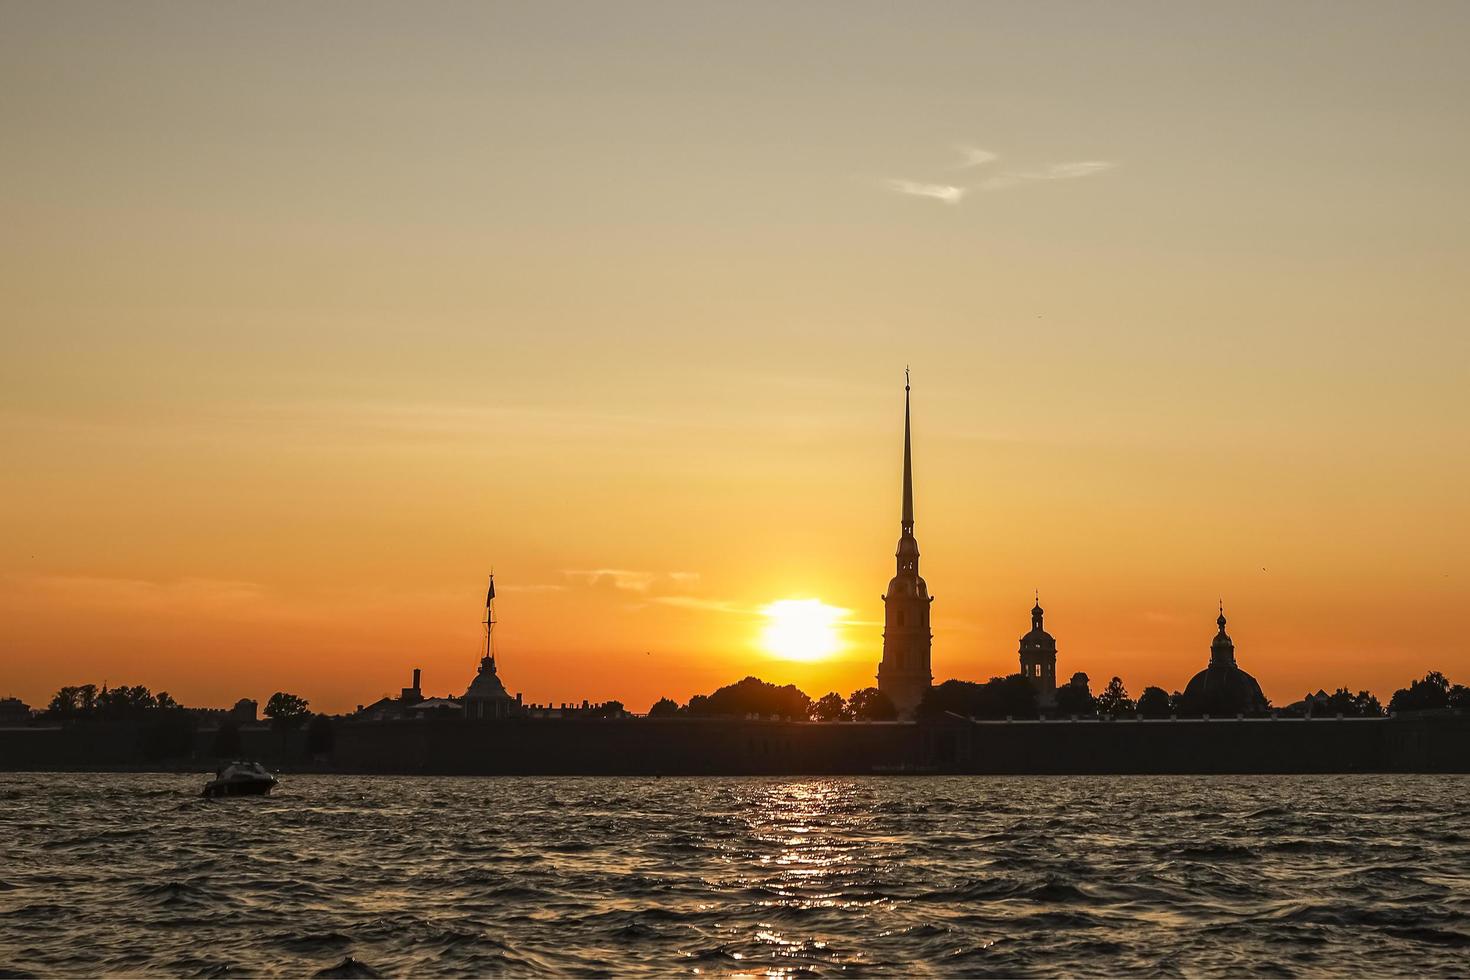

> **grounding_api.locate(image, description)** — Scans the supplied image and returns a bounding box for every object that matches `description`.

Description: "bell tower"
[1018,594,1058,708]
[877,371,933,717]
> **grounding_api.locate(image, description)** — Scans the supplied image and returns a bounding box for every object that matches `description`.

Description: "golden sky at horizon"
[2,1,1467,713]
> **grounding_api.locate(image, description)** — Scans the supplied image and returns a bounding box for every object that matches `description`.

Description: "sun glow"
[759,599,847,662]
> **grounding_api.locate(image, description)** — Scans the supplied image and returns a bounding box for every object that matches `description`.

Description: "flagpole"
[485,573,496,665]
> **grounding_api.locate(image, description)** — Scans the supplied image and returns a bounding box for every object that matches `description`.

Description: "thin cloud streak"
[979,160,1116,191]
[886,179,967,204]
[562,569,657,592]
[955,146,999,168]
[886,155,1115,204]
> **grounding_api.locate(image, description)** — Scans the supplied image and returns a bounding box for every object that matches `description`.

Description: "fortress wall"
[1,713,1465,774]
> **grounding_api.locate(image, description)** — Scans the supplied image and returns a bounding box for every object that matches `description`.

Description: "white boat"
[202,761,278,798]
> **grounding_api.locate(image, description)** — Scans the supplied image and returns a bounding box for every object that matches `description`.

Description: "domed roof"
[1183,662,1267,714]
[1020,628,1055,652]
[1181,607,1267,714]
[1020,598,1055,650]
[885,573,929,599]
[464,656,512,700]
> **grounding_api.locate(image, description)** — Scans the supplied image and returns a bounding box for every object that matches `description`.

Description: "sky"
[2,1,1467,714]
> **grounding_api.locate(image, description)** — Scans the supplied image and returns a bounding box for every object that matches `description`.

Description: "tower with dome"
[1018,596,1058,708]
[1179,605,1269,716]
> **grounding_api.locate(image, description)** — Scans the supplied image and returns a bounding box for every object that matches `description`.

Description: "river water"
[1,773,1467,976]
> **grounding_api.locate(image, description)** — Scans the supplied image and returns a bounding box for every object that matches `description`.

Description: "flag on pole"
[486,577,495,605]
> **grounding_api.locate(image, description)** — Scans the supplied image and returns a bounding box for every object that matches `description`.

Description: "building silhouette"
[877,373,933,718]
[463,574,522,721]
[1019,596,1058,708]
[1180,605,1269,716]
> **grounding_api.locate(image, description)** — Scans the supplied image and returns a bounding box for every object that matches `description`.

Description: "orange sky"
[2,2,1467,713]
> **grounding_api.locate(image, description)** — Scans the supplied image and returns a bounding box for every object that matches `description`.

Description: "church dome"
[1181,608,1267,715]
[1183,663,1267,715]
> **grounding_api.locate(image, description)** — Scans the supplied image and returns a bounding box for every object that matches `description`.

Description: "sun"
[759,598,847,662]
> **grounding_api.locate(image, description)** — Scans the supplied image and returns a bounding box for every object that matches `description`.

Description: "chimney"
[412,668,421,692]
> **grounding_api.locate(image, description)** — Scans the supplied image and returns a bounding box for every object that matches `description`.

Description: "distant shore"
[3,711,1467,776]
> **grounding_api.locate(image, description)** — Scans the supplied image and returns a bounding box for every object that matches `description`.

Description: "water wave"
[0,773,1466,976]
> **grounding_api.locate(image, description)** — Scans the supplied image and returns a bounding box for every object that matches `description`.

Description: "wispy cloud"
[18,574,269,612]
[955,146,999,168]
[562,569,658,592]
[886,150,1117,205]
[886,179,967,204]
[978,160,1116,191]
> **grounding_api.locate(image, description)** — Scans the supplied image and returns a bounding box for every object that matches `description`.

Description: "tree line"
[38,684,333,759]
[644,677,900,721]
[644,669,1470,721]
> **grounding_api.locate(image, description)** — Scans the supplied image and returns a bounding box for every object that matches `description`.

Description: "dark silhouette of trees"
[848,688,898,721]
[647,697,679,718]
[1054,672,1095,717]
[811,692,851,721]
[1096,676,1135,717]
[1389,671,1451,713]
[211,721,243,758]
[264,692,311,728]
[47,687,81,718]
[97,685,160,718]
[1304,688,1384,718]
[684,677,812,719]
[1137,686,1171,718]
[920,676,1037,720]
[45,683,172,721]
[1451,685,1470,711]
[306,715,335,757]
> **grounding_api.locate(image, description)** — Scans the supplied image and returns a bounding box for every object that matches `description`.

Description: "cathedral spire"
[902,368,914,533]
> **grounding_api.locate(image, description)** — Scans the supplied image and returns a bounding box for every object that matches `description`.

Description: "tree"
[1389,672,1451,713]
[1309,688,1384,718]
[810,692,850,722]
[848,688,898,721]
[1450,685,1470,711]
[647,697,679,718]
[264,692,311,728]
[306,715,335,757]
[97,685,158,719]
[1137,686,1171,719]
[685,677,813,719]
[920,676,1037,720]
[1096,677,1135,717]
[47,687,81,718]
[155,691,180,711]
[1054,673,1096,717]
